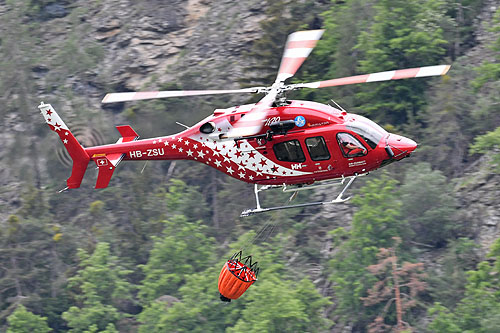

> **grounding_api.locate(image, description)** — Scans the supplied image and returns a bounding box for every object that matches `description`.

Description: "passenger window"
[273,140,306,162]
[337,133,367,158]
[305,136,330,161]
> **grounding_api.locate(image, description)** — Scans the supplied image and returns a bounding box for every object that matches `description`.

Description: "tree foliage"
[329,175,410,328]
[429,238,500,332]
[6,305,51,333]
[138,215,216,303]
[400,162,457,246]
[472,6,500,89]
[62,243,134,332]
[1,1,500,332]
[355,0,449,127]
[470,126,500,172]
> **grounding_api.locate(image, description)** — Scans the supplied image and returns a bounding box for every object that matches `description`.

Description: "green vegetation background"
[1,0,500,332]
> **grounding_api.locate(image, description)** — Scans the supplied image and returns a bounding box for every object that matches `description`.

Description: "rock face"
[455,157,500,255]
[89,0,266,92]
[0,0,268,224]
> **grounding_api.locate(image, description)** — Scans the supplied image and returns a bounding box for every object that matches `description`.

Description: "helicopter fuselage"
[85,100,417,186]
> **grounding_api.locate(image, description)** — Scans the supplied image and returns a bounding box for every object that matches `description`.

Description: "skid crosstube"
[240,175,360,217]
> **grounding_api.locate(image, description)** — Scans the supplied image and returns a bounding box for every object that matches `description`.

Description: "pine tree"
[329,174,410,328]
[428,237,500,332]
[138,215,215,303]
[470,126,500,172]
[355,0,449,127]
[6,305,51,333]
[362,237,427,332]
[62,243,134,332]
[400,162,457,247]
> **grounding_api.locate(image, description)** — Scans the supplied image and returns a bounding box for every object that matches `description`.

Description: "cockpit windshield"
[346,115,388,149]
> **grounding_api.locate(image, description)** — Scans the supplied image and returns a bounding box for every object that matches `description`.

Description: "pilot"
[343,141,365,157]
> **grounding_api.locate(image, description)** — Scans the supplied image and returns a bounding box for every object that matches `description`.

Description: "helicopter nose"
[387,134,418,159]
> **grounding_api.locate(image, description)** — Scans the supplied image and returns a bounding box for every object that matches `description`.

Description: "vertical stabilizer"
[38,102,90,189]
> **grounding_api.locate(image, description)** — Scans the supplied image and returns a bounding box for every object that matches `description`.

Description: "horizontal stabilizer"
[116,125,139,143]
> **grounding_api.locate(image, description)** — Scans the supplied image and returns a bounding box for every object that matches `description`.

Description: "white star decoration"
[146,118,313,182]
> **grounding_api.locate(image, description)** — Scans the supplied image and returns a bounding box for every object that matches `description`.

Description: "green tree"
[427,302,462,333]
[292,0,376,106]
[472,7,500,89]
[400,162,457,247]
[228,276,331,333]
[138,232,258,332]
[329,174,410,329]
[418,64,475,176]
[62,243,134,332]
[138,232,331,332]
[138,215,215,303]
[6,305,51,333]
[0,213,65,327]
[470,126,500,172]
[443,0,486,59]
[355,0,449,127]
[138,266,230,333]
[427,238,478,309]
[428,237,500,332]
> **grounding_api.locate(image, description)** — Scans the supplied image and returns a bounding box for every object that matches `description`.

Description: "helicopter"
[39,29,450,216]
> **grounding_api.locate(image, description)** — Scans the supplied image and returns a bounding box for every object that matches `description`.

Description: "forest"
[1,0,500,332]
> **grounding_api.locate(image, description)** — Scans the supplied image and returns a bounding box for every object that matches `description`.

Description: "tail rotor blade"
[276,29,324,83]
[102,87,261,104]
[294,65,451,89]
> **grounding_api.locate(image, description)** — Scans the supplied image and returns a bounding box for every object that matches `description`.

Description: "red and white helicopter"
[39,29,450,216]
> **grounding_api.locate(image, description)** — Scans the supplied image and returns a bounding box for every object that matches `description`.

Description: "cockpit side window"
[305,136,330,161]
[337,133,367,158]
[273,139,306,162]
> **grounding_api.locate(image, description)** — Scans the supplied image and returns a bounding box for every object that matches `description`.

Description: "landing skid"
[240,175,362,217]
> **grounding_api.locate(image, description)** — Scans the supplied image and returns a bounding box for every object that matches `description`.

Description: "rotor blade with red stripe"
[225,90,279,138]
[293,65,451,89]
[102,87,261,104]
[276,29,325,83]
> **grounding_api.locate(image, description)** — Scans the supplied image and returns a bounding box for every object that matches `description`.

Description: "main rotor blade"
[275,29,324,83]
[225,90,279,138]
[101,88,260,104]
[293,65,451,89]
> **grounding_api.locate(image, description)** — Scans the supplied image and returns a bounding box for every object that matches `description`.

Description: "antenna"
[330,99,347,113]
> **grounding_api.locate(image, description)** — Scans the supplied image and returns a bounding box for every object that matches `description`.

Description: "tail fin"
[38,102,90,189]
